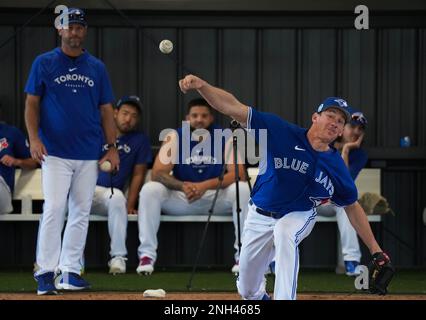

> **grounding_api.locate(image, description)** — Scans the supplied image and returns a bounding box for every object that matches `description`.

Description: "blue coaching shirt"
[173,124,225,182]
[97,132,152,191]
[0,124,31,193]
[247,107,358,217]
[24,47,115,160]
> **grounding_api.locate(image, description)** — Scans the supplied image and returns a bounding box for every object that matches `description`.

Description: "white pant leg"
[218,182,250,261]
[273,209,317,300]
[91,186,128,257]
[59,159,98,274]
[138,181,250,263]
[162,189,221,215]
[137,181,170,261]
[237,204,275,300]
[162,183,251,261]
[336,206,361,262]
[36,156,73,275]
[0,176,13,214]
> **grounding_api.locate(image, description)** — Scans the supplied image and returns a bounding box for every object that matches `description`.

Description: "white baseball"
[159,39,173,54]
[99,160,112,172]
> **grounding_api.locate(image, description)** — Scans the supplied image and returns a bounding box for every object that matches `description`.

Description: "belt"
[249,199,283,219]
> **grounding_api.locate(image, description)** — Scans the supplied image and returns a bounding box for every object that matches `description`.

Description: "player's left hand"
[0,155,19,167]
[100,148,120,172]
[368,251,395,295]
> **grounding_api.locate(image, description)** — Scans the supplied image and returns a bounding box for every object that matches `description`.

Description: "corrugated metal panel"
[261,29,297,121]
[382,171,418,266]
[299,29,337,128]
[140,28,178,145]
[1,23,423,148]
[419,29,426,147]
[341,29,377,147]
[102,28,138,99]
[377,29,417,147]
[0,27,16,125]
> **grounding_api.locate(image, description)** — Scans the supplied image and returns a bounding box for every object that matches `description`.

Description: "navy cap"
[116,95,142,112]
[67,8,87,26]
[348,107,368,127]
[317,97,351,123]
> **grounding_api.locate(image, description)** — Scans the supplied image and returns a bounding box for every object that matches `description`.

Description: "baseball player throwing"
[179,74,391,300]
[24,8,119,295]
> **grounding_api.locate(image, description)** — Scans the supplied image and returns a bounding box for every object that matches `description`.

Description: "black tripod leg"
[186,160,227,291]
[233,134,242,258]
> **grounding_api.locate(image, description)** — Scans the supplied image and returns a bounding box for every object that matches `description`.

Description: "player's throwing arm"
[179,75,248,124]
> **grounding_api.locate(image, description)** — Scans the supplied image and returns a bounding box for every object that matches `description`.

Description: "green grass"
[0,269,425,294]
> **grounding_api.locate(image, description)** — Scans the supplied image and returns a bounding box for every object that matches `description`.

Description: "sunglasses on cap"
[351,112,367,126]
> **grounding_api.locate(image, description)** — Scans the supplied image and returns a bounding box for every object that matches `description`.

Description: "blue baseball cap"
[116,95,142,112]
[67,8,87,26]
[317,97,351,123]
[348,107,368,127]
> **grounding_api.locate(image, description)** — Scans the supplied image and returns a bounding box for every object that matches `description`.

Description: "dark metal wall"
[0,11,425,149]
[0,9,425,268]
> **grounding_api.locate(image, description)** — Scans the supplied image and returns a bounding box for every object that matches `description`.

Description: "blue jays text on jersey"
[247,107,358,218]
[24,47,115,160]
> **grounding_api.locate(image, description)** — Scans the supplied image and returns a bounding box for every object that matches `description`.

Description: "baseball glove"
[368,252,395,295]
[358,192,394,216]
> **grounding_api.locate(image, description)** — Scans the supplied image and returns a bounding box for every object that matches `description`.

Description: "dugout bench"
[0,168,382,269]
[1,168,382,224]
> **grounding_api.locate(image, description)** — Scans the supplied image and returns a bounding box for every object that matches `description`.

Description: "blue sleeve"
[24,56,45,96]
[349,149,368,180]
[136,135,152,165]
[247,107,293,142]
[98,63,115,105]
[12,128,31,159]
[331,160,358,207]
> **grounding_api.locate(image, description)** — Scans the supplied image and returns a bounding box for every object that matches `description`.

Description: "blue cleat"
[269,261,276,274]
[262,293,272,300]
[35,272,58,295]
[344,261,360,276]
[56,272,91,290]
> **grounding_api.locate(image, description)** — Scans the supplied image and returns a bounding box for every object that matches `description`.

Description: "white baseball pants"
[90,186,128,258]
[0,176,13,214]
[237,202,317,300]
[316,203,361,262]
[137,181,250,263]
[35,156,98,276]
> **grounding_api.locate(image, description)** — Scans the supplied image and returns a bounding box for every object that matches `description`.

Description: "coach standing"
[24,8,119,295]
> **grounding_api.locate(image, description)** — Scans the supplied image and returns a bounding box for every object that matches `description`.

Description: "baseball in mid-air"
[99,160,112,172]
[159,39,173,54]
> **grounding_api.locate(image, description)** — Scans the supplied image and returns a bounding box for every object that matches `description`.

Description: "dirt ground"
[0,292,425,300]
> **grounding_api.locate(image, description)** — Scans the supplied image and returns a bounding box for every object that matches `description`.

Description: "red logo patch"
[0,137,9,152]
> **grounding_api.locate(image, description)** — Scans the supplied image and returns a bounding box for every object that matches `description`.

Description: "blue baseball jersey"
[97,132,152,190]
[24,47,115,160]
[173,124,225,182]
[348,148,368,181]
[247,107,358,217]
[0,124,31,193]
